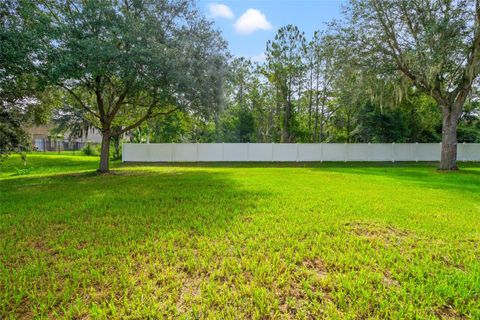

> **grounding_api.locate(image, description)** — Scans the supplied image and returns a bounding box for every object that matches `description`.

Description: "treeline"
[2,0,480,171]
[134,25,480,145]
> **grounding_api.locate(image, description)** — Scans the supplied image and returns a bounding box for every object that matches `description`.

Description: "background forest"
[2,0,480,171]
[120,25,480,145]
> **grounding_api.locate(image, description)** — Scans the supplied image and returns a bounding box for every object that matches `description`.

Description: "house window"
[34,138,45,151]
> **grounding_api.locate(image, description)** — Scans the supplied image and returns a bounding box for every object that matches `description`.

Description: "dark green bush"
[82,142,97,156]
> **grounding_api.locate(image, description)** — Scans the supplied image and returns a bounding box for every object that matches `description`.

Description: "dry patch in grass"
[435,306,466,320]
[176,276,202,313]
[382,270,400,288]
[276,258,336,318]
[303,258,328,280]
[345,221,410,240]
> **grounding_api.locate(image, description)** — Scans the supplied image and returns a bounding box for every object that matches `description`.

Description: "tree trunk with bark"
[439,107,460,170]
[99,131,111,173]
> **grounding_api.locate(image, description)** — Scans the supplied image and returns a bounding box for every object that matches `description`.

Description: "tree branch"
[108,85,129,120]
[112,106,180,136]
[371,0,444,103]
[59,84,100,119]
[451,0,480,110]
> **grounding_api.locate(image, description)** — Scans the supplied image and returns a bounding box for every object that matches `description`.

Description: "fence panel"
[198,144,222,162]
[416,143,441,161]
[459,143,480,161]
[367,144,391,161]
[393,144,414,162]
[173,143,197,162]
[224,143,248,161]
[248,143,274,161]
[298,144,322,161]
[123,144,150,162]
[322,144,346,161]
[272,144,297,161]
[149,143,173,162]
[346,143,370,161]
[122,143,480,162]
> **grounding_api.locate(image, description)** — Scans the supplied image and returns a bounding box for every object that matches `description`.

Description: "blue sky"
[199,0,346,61]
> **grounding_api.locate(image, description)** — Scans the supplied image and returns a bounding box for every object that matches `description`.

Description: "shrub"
[13,166,33,176]
[82,142,97,156]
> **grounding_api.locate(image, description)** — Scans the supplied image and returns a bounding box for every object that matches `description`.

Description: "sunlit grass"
[1,155,479,319]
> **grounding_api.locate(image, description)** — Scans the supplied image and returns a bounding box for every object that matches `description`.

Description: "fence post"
[296,143,299,162]
[415,142,418,162]
[440,142,442,162]
[391,142,395,163]
[171,142,175,162]
[368,142,371,162]
[196,142,199,162]
[222,142,225,161]
[320,143,323,163]
[344,143,348,162]
[247,142,250,161]
[271,142,274,162]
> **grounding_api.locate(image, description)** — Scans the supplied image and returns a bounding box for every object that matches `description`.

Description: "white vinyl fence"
[122,143,480,162]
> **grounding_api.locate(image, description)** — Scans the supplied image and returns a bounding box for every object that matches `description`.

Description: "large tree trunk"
[99,132,111,173]
[439,108,459,170]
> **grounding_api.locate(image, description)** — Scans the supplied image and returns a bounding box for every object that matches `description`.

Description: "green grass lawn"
[1,154,479,319]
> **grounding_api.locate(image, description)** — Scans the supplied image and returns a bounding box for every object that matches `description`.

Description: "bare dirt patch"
[27,238,61,256]
[276,279,306,318]
[434,306,465,319]
[276,258,336,318]
[176,276,202,313]
[382,271,400,288]
[303,258,328,280]
[345,222,411,243]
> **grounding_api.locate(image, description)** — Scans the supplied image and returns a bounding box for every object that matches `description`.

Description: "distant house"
[26,125,102,151]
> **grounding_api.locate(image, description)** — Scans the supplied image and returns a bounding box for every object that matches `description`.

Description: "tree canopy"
[23,0,228,171]
[2,0,480,171]
[339,0,480,169]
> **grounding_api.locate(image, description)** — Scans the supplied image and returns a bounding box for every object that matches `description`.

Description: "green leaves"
[13,0,228,170]
[0,109,30,161]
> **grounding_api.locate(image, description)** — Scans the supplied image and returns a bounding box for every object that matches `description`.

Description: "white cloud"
[209,3,234,19]
[234,9,273,35]
[251,53,266,63]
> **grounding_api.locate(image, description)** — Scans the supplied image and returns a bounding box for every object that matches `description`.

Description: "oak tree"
[344,0,480,169]
[33,0,227,172]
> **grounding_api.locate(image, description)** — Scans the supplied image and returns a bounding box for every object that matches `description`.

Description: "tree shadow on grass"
[122,161,480,195]
[0,169,276,317]
[121,160,480,171]
[1,169,272,244]
[306,163,480,195]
